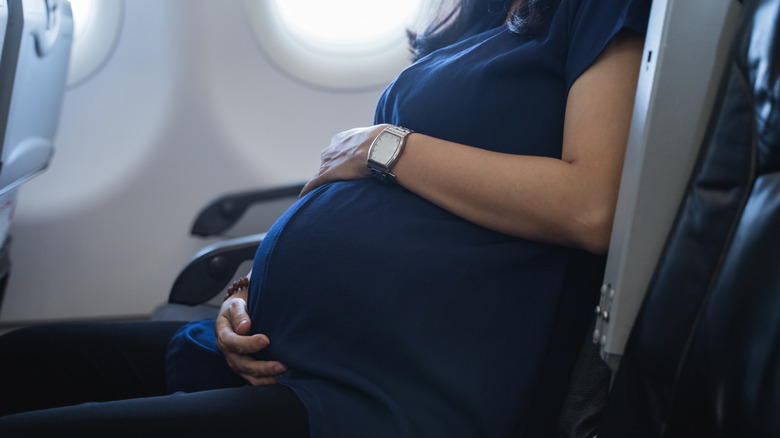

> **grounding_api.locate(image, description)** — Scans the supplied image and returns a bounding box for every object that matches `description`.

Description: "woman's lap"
[0,384,309,437]
[0,320,185,415]
[0,320,309,437]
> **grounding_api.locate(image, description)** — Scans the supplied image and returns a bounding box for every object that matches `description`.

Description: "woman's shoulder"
[560,0,651,31]
[558,0,651,87]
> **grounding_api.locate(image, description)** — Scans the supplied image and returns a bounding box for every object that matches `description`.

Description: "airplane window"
[245,0,425,90]
[67,0,123,87]
[274,0,422,55]
[69,0,95,39]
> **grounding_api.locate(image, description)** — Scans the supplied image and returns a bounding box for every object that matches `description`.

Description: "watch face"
[371,132,400,165]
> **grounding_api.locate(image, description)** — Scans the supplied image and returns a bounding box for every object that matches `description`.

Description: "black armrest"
[169,233,265,305]
[556,326,611,438]
[190,183,305,237]
[0,236,11,315]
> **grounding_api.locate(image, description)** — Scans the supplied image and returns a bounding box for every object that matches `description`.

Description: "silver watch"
[367,125,413,184]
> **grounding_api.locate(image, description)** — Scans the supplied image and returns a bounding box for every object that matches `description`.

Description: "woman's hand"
[215,289,287,386]
[299,124,389,197]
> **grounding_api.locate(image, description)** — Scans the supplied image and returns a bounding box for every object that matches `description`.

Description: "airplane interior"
[0,0,778,436]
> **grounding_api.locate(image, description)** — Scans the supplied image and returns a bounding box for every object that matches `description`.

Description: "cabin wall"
[0,0,392,323]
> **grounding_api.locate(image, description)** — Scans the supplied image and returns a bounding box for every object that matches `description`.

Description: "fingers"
[216,315,289,386]
[301,159,336,198]
[230,354,288,386]
[227,299,251,335]
[220,333,288,386]
[300,125,386,198]
[214,296,289,386]
[300,178,316,198]
[216,298,260,353]
[216,320,267,355]
[241,374,280,386]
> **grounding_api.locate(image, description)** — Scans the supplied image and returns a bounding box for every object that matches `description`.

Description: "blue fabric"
[166,0,650,436]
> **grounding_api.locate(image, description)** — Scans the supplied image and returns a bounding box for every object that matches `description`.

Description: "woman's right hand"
[215,290,288,385]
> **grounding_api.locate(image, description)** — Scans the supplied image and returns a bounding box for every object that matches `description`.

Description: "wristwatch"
[367,125,413,184]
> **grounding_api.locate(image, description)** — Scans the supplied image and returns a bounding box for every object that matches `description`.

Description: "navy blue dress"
[166,0,650,436]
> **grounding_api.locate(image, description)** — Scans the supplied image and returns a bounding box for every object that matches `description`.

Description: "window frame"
[243,0,422,90]
[66,0,124,87]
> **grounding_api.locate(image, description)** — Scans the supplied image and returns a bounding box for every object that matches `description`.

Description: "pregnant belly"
[246,178,567,365]
[243,178,578,435]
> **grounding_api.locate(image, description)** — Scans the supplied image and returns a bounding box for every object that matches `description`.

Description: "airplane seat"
[0,1,10,317]
[599,0,780,435]
[189,183,306,238]
[151,183,305,320]
[0,0,73,312]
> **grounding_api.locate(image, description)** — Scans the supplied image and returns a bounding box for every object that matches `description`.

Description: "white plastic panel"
[0,1,8,65]
[0,0,73,195]
[596,0,743,370]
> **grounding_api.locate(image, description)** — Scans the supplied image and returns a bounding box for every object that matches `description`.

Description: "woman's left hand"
[300,124,389,197]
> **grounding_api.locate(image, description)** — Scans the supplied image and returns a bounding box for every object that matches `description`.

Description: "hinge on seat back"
[593,283,615,346]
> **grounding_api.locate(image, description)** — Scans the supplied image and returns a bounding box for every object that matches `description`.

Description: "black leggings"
[0,321,309,437]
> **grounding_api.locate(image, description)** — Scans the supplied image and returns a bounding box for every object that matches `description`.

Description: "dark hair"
[408,0,556,61]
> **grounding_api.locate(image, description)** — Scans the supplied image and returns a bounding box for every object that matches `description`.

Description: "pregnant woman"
[0,0,649,436]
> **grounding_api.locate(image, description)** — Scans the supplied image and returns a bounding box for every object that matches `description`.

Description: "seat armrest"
[169,233,265,305]
[190,183,305,237]
[556,327,611,438]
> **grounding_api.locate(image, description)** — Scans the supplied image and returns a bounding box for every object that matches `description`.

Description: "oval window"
[67,0,123,87]
[244,0,425,90]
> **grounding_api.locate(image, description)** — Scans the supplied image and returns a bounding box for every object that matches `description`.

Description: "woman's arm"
[395,31,644,253]
[301,31,644,254]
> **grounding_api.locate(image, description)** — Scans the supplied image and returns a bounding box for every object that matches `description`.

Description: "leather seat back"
[600,0,780,435]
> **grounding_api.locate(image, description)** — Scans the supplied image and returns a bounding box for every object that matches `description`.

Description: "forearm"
[392,134,618,253]
[300,33,642,253]
[391,32,642,254]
